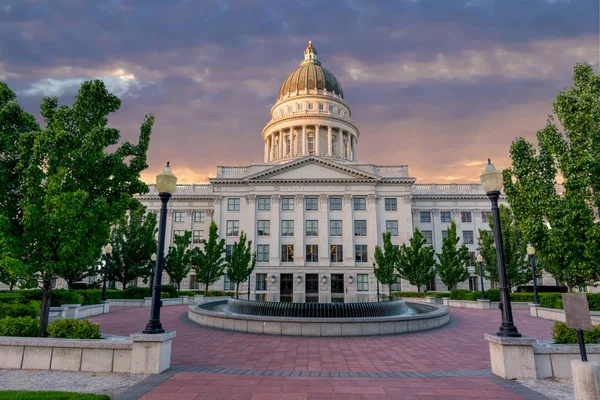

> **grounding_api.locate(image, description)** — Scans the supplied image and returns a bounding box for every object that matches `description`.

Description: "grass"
[0,391,110,399]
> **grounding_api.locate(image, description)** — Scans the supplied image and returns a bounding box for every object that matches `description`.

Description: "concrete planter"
[440,298,530,310]
[529,304,600,325]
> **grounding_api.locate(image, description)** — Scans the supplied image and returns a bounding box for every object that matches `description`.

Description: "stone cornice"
[412,194,508,201]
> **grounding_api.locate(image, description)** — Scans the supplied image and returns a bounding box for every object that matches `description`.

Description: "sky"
[1,0,598,184]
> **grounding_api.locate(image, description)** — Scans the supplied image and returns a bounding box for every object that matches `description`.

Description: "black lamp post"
[476,254,485,300]
[247,272,251,301]
[375,268,380,302]
[149,253,157,292]
[101,244,112,302]
[143,162,177,334]
[481,159,521,338]
[527,244,539,305]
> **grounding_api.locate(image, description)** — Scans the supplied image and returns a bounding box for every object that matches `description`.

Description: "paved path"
[92,306,556,399]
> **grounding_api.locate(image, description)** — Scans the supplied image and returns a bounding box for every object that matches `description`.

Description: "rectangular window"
[329,220,343,236]
[257,220,270,236]
[490,281,499,289]
[355,245,368,262]
[174,212,185,222]
[440,211,452,223]
[357,274,368,291]
[442,230,448,240]
[305,197,318,210]
[318,103,324,111]
[385,220,399,236]
[281,197,294,211]
[281,220,294,236]
[308,102,314,110]
[224,275,234,291]
[354,220,367,236]
[193,212,205,222]
[297,103,303,111]
[420,211,431,223]
[189,274,199,290]
[461,211,472,223]
[256,273,267,291]
[329,197,342,211]
[281,245,294,262]
[463,230,474,244]
[330,245,343,262]
[257,197,271,211]
[384,198,397,211]
[306,245,319,262]
[469,276,478,292]
[225,244,234,260]
[328,105,334,113]
[353,197,366,211]
[173,230,185,237]
[465,252,475,266]
[481,211,491,223]
[422,230,433,245]
[257,245,269,262]
[305,220,318,236]
[390,278,401,292]
[192,230,204,243]
[287,105,292,113]
[226,220,239,236]
[227,198,240,211]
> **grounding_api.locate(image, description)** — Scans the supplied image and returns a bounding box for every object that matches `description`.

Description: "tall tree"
[17,80,153,336]
[108,201,157,289]
[192,221,226,292]
[373,232,399,296]
[226,232,256,298]
[164,231,193,290]
[436,221,469,290]
[397,228,436,292]
[503,63,600,289]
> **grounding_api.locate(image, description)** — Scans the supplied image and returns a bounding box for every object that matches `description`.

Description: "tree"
[436,221,469,290]
[225,232,256,298]
[108,202,157,289]
[192,221,226,292]
[17,80,153,336]
[503,63,600,290]
[164,231,193,290]
[373,232,399,296]
[397,228,436,292]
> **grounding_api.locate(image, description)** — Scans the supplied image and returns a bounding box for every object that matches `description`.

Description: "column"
[318,194,329,266]
[345,133,351,159]
[278,131,283,160]
[244,195,257,246]
[367,194,379,270]
[353,135,358,161]
[327,125,332,156]
[270,195,281,266]
[315,125,320,156]
[269,135,274,162]
[290,128,295,157]
[338,129,344,158]
[301,125,307,156]
[343,194,354,265]
[264,139,268,162]
[294,195,305,265]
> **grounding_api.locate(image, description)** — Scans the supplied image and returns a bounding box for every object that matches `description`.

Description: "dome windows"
[297,103,303,111]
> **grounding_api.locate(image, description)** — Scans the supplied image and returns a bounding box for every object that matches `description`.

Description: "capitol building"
[140,42,504,299]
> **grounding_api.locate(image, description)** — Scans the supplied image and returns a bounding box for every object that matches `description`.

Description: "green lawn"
[0,391,109,400]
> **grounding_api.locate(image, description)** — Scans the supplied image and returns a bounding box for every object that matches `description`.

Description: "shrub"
[484,289,500,301]
[161,285,178,298]
[0,294,28,304]
[47,319,101,339]
[391,292,426,298]
[122,286,150,299]
[552,321,600,344]
[450,289,480,301]
[509,293,535,303]
[74,290,102,305]
[0,316,38,337]
[0,301,40,318]
[586,294,600,311]
[177,291,197,297]
[50,289,82,307]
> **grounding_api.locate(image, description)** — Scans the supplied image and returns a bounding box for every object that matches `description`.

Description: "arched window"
[307,136,315,154]
[285,136,291,155]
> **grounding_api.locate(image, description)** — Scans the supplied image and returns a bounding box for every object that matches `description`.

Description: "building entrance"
[305,274,318,303]
[280,273,293,302]
[331,273,344,302]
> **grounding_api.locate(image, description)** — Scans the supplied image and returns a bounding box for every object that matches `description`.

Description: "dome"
[277,41,344,100]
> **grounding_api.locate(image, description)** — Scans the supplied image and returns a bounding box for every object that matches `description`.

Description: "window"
[420,211,431,223]
[357,274,368,291]
[225,244,234,260]
[422,230,433,245]
[427,277,436,291]
[440,211,452,223]
[384,198,397,211]
[281,220,294,236]
[227,198,240,211]
[193,230,204,243]
[257,220,270,236]
[224,275,234,291]
[257,245,269,262]
[189,275,199,290]
[390,278,401,292]
[318,103,324,111]
[297,103,303,111]
[305,220,318,236]
[174,212,185,222]
[442,230,448,240]
[490,281,499,289]
[308,102,314,110]
[257,197,271,211]
[173,230,185,237]
[287,105,292,113]
[194,212,205,222]
[465,252,475,266]
[256,273,267,290]
[481,211,491,223]
[469,276,478,292]
[329,220,343,236]
[226,220,239,236]
[330,245,343,262]
[354,220,367,236]
[329,197,342,211]
[461,211,472,223]
[281,197,294,211]
[328,105,334,112]
[281,245,294,262]
[307,137,315,153]
[353,197,366,210]
[306,245,319,262]
[305,197,318,211]
[355,245,368,262]
[385,220,399,236]
[463,230,474,244]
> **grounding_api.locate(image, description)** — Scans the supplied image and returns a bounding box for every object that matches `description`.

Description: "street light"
[143,162,177,334]
[101,244,113,302]
[476,254,485,300]
[527,244,539,305]
[149,253,157,292]
[348,275,353,284]
[481,159,521,337]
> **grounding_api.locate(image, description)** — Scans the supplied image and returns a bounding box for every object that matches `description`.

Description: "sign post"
[562,293,592,362]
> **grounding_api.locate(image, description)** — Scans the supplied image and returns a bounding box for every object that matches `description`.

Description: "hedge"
[0,301,40,319]
[47,319,101,339]
[552,321,600,344]
[0,391,110,400]
[177,290,237,297]
[391,292,450,298]
[0,316,38,337]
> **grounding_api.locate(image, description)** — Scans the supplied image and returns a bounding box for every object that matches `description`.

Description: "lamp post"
[101,244,113,302]
[143,162,177,334]
[247,272,251,300]
[476,254,485,300]
[481,159,521,338]
[149,253,157,291]
[375,268,380,302]
[527,244,539,305]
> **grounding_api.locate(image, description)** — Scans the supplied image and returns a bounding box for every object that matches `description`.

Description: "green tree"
[164,231,193,290]
[192,221,226,292]
[226,232,256,298]
[503,63,600,289]
[17,80,153,336]
[373,232,399,296]
[436,221,469,290]
[108,202,157,289]
[397,228,436,292]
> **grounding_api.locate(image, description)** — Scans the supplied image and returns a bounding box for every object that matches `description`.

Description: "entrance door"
[305,274,318,303]
[280,273,293,302]
[331,274,344,302]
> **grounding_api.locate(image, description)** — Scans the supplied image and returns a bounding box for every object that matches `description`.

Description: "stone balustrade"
[147,184,212,194]
[412,183,484,194]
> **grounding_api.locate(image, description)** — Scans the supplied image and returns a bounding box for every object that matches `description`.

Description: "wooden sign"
[562,293,593,331]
